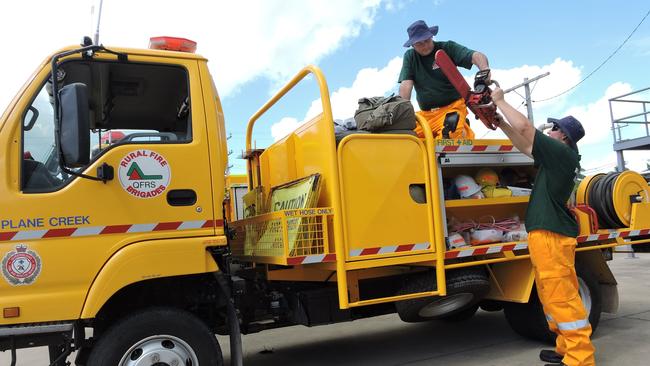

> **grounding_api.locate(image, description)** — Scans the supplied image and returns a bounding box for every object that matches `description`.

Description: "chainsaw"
[434,49,501,130]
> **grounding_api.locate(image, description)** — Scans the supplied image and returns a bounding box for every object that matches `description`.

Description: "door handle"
[167,189,197,206]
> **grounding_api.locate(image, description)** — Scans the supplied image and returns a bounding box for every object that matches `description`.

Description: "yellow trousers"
[528,230,596,366]
[414,98,474,139]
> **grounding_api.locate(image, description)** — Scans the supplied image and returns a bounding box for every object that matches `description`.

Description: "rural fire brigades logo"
[118,150,171,199]
[2,245,42,286]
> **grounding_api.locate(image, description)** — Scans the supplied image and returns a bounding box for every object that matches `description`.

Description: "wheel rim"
[418,293,474,318]
[118,334,199,366]
[578,277,592,315]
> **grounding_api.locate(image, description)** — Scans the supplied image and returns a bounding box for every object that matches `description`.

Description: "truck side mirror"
[59,83,90,167]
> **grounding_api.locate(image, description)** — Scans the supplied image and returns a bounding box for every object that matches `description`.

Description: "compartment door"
[337,135,435,262]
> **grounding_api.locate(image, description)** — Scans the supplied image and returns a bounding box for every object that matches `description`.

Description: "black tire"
[504,265,602,344]
[440,304,479,322]
[396,267,490,323]
[632,243,650,253]
[87,307,223,366]
[503,286,555,344]
[479,299,504,312]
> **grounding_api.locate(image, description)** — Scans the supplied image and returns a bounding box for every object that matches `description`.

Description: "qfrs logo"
[118,150,171,199]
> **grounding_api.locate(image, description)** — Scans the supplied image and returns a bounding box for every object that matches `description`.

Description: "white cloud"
[471,58,583,139]
[98,0,383,98]
[563,82,634,146]
[270,56,402,141]
[306,57,403,120]
[0,0,385,112]
[271,117,301,141]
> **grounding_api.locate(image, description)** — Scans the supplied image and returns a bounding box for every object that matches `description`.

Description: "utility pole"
[504,72,550,123]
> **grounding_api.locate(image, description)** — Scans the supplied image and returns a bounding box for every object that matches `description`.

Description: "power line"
[533,8,650,103]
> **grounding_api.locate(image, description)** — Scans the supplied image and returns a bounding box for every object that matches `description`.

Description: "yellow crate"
[230,208,333,265]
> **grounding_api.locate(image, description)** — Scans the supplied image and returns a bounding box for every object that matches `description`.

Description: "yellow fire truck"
[1,37,649,365]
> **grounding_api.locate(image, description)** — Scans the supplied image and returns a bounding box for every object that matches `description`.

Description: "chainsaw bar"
[434,49,499,130]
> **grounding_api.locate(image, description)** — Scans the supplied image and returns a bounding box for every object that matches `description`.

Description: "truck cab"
[0,39,231,364]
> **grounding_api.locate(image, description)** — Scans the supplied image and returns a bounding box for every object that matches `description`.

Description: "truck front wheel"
[87,307,223,366]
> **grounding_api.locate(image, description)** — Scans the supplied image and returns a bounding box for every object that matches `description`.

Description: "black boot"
[539,349,563,363]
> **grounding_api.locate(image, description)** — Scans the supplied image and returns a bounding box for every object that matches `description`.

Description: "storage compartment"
[437,145,537,250]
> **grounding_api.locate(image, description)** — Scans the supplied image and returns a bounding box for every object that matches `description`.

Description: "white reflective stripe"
[545,313,554,322]
[457,249,474,257]
[13,230,47,240]
[178,220,207,230]
[629,230,641,236]
[513,243,528,250]
[349,249,362,257]
[486,246,503,254]
[301,254,325,264]
[557,318,590,331]
[128,223,157,233]
[378,246,398,254]
[71,226,104,236]
[413,242,430,251]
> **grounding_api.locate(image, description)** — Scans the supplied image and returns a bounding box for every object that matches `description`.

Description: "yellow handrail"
[243,65,349,309]
[416,114,447,297]
[245,65,332,152]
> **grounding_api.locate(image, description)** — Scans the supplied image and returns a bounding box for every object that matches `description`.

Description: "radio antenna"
[92,0,104,45]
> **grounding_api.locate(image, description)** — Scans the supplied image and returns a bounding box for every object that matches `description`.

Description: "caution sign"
[119,150,171,199]
[268,174,320,212]
[246,174,321,256]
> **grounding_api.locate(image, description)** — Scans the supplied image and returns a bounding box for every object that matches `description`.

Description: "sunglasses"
[551,124,560,131]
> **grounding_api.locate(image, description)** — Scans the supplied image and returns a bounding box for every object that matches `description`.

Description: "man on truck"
[398,20,490,139]
[491,87,595,366]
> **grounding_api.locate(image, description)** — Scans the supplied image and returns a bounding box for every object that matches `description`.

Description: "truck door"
[0,55,216,324]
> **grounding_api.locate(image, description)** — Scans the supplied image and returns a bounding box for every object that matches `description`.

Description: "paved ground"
[3,253,649,365]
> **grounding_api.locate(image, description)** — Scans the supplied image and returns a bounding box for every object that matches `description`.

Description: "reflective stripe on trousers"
[546,313,590,331]
[529,230,596,366]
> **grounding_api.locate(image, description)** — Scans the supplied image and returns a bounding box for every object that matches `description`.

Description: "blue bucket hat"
[403,20,439,47]
[548,115,585,151]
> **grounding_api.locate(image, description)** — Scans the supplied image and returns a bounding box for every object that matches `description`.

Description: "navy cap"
[403,20,439,47]
[548,115,585,151]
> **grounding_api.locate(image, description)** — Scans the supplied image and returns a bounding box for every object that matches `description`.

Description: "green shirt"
[526,130,581,237]
[398,40,475,110]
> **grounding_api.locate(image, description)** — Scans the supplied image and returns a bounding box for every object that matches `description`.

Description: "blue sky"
[2,0,650,174]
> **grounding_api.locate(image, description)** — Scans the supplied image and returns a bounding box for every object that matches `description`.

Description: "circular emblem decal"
[2,245,42,286]
[118,150,171,199]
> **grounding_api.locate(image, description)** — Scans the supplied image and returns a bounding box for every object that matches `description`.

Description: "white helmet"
[454,175,483,198]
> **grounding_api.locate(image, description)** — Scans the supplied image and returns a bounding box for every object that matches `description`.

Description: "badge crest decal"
[2,245,42,286]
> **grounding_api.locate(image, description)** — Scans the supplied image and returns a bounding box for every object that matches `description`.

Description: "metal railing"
[609,87,650,143]
[608,87,650,171]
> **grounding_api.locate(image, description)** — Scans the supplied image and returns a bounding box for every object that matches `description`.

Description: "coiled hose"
[587,172,625,229]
